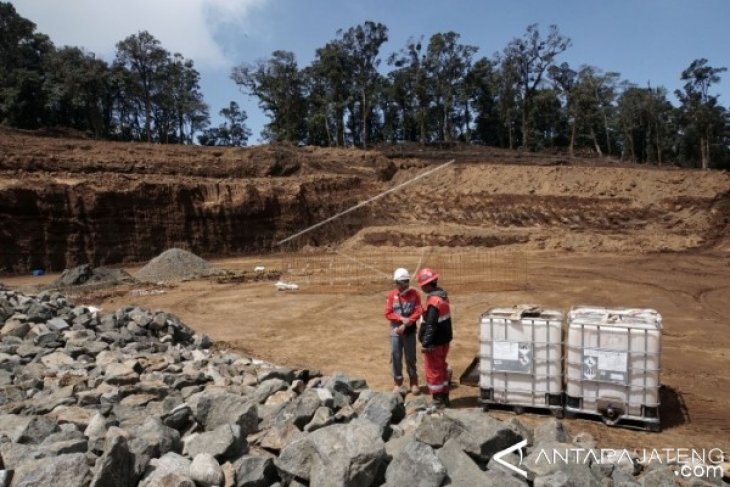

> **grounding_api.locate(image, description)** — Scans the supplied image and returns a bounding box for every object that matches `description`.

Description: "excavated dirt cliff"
[356,161,730,253]
[0,128,393,273]
[1,126,728,274]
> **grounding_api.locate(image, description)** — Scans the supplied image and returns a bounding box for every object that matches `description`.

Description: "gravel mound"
[54,264,134,287]
[136,248,218,282]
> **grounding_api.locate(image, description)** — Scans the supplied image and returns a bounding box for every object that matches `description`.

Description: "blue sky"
[11,0,730,144]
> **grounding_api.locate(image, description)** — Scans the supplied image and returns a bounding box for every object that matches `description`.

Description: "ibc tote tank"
[566,306,662,431]
[479,306,563,415]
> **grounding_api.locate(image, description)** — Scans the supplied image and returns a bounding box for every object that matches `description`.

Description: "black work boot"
[432,393,449,409]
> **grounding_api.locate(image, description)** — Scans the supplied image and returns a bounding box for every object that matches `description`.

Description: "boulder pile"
[0,290,715,486]
[53,264,135,288]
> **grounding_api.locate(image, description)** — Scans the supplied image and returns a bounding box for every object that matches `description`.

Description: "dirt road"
[43,249,726,452]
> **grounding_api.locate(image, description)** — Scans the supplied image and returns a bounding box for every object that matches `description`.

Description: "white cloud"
[11,0,265,68]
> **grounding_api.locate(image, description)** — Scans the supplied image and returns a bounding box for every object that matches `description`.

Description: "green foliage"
[1,3,728,167]
[0,1,53,128]
[198,101,251,146]
[675,59,728,168]
[111,32,208,143]
[424,31,478,143]
[0,2,209,143]
[231,50,307,144]
[501,24,571,149]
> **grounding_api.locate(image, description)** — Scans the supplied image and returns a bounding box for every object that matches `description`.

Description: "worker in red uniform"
[385,268,423,395]
[416,267,453,408]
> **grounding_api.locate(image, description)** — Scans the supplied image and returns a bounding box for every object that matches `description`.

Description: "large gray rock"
[522,444,605,486]
[40,351,74,368]
[414,414,466,448]
[357,392,405,440]
[253,379,288,404]
[274,389,321,429]
[312,387,334,408]
[384,432,413,459]
[233,455,278,487]
[49,405,96,430]
[143,472,196,487]
[41,428,85,446]
[85,412,114,453]
[139,452,192,487]
[90,430,138,487]
[0,442,48,469]
[0,414,58,444]
[482,470,530,487]
[257,367,294,384]
[12,453,92,487]
[190,453,224,487]
[0,385,24,405]
[385,439,446,487]
[130,418,181,475]
[309,420,387,487]
[612,467,641,486]
[192,391,259,434]
[258,422,303,452]
[640,465,681,486]
[104,361,141,385]
[437,438,491,486]
[563,463,609,486]
[273,434,315,481]
[445,409,523,465]
[161,404,194,432]
[25,301,53,322]
[521,442,576,478]
[534,470,570,487]
[0,318,29,338]
[304,406,334,432]
[324,372,356,409]
[405,396,430,416]
[276,420,386,486]
[533,419,570,446]
[42,437,88,455]
[183,423,246,461]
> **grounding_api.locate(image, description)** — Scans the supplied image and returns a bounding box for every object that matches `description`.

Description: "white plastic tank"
[566,306,661,427]
[479,305,563,409]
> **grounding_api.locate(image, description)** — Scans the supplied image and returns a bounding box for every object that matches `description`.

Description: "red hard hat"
[416,268,439,287]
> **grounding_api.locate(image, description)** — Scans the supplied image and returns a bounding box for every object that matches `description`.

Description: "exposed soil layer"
[0,128,393,273]
[1,127,729,274]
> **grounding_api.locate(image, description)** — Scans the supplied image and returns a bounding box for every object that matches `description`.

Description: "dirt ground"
[8,249,726,452]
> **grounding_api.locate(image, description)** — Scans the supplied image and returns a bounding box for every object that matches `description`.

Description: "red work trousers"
[423,344,450,394]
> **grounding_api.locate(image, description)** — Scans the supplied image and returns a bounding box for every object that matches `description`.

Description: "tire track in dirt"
[696,285,730,321]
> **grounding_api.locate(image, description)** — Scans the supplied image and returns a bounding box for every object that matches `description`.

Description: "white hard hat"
[393,268,410,282]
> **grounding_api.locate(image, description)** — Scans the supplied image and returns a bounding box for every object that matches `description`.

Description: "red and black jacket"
[418,288,452,347]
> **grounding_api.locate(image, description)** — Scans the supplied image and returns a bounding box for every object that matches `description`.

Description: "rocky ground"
[0,289,725,486]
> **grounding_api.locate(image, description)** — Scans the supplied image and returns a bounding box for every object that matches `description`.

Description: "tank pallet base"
[480,388,564,418]
[563,408,661,432]
[565,396,662,433]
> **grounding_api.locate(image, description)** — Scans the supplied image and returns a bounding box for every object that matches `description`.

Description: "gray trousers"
[391,332,418,381]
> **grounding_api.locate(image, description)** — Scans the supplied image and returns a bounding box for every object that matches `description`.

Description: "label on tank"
[582,348,628,384]
[492,341,533,373]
